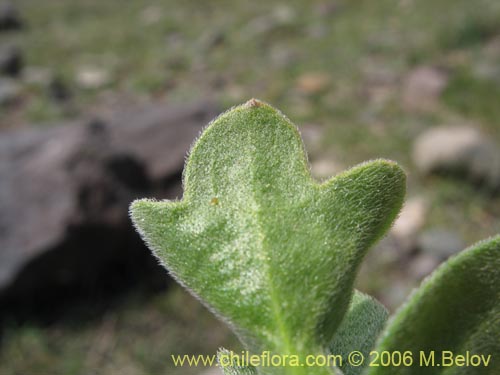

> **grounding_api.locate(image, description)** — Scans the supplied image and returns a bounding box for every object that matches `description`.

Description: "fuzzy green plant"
[130,99,499,375]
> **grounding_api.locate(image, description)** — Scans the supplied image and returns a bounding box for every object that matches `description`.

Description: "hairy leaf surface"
[329,290,388,375]
[130,99,405,374]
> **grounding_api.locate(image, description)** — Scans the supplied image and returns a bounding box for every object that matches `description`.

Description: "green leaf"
[369,235,500,375]
[130,99,405,374]
[329,290,388,375]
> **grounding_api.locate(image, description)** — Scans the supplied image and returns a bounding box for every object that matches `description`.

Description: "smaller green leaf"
[329,290,388,375]
[369,235,500,375]
[218,348,257,375]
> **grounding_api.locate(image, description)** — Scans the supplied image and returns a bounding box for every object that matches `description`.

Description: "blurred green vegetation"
[1,286,240,375]
[2,0,500,374]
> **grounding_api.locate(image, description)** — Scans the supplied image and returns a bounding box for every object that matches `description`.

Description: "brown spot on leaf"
[245,98,263,108]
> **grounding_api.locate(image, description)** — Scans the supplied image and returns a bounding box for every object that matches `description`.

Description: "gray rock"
[409,253,440,280]
[381,280,414,311]
[242,5,296,38]
[270,46,298,68]
[402,66,448,112]
[48,76,72,102]
[199,30,226,51]
[310,157,343,181]
[198,369,222,375]
[418,229,465,260]
[295,72,331,95]
[23,66,51,86]
[0,100,219,317]
[412,125,500,191]
[0,2,22,32]
[390,196,427,253]
[140,5,163,25]
[76,66,111,89]
[0,78,21,105]
[0,45,23,77]
[369,235,404,265]
[314,1,341,17]
[300,123,324,153]
[413,125,482,173]
[361,62,399,107]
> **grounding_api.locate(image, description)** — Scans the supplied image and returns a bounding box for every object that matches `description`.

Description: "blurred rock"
[199,30,226,51]
[0,45,22,77]
[310,157,343,181]
[370,235,402,264]
[418,229,465,260]
[314,1,341,17]
[0,77,21,106]
[0,2,22,32]
[198,369,222,375]
[300,123,324,154]
[402,66,448,112]
[0,100,219,320]
[48,76,72,102]
[307,23,328,39]
[243,5,296,37]
[140,5,163,25]
[409,253,440,280]
[413,125,483,173]
[381,279,414,310]
[361,63,399,107]
[412,125,500,191]
[76,66,111,89]
[23,66,51,86]
[390,196,427,252]
[295,72,331,95]
[270,46,298,68]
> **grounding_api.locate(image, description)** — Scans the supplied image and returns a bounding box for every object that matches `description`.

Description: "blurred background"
[1,0,500,374]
